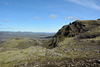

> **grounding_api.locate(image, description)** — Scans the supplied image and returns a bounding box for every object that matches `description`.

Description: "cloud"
[4,2,8,6]
[67,0,100,10]
[3,20,10,22]
[0,23,2,26]
[21,18,26,21]
[64,16,83,20]
[34,17,40,20]
[0,1,8,6]
[14,20,19,22]
[0,27,14,30]
[49,14,58,19]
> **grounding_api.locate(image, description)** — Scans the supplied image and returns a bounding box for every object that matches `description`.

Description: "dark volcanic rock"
[97,19,100,20]
[48,19,100,48]
[96,59,100,64]
[49,21,88,47]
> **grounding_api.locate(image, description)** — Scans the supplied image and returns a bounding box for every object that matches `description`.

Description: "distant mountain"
[0,31,55,35]
[0,31,55,39]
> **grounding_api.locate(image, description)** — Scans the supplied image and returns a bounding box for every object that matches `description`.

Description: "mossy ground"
[0,38,41,49]
[0,20,100,67]
[0,37,100,67]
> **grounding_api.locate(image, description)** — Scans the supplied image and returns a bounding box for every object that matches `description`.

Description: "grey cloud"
[49,14,58,19]
[3,20,10,22]
[0,23,2,26]
[34,17,40,20]
[4,2,8,6]
[64,16,83,20]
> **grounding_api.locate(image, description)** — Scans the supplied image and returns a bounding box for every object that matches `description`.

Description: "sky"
[0,0,100,32]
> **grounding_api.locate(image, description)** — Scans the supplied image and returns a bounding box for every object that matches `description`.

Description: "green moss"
[0,38,40,49]
[0,19,100,67]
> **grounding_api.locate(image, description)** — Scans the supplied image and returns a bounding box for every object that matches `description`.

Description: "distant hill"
[0,32,55,45]
[0,38,40,49]
[0,32,55,39]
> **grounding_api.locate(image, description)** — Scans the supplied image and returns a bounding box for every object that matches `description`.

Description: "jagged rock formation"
[97,19,100,20]
[48,19,100,48]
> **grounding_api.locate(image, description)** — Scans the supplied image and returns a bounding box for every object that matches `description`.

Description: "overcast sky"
[0,0,100,32]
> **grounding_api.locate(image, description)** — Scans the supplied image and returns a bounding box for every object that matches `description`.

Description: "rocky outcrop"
[49,21,88,47]
[48,19,100,48]
[97,19,100,20]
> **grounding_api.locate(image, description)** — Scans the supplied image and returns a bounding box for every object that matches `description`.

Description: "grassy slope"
[0,38,40,49]
[0,40,100,67]
[0,20,100,67]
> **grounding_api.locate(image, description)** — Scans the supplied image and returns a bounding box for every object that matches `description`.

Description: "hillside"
[0,38,41,49]
[46,19,100,48]
[0,19,100,67]
[0,32,54,45]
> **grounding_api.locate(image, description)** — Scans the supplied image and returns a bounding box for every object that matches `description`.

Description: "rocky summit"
[48,19,100,48]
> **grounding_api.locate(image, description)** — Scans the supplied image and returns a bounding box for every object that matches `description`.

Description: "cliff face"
[48,19,100,48]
